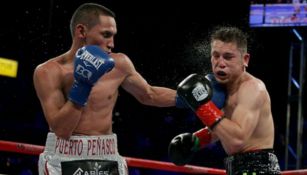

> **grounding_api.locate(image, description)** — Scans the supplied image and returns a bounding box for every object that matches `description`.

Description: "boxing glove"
[69,45,115,106]
[205,73,226,109]
[177,74,225,129]
[175,94,189,108]
[168,127,212,166]
[176,73,226,109]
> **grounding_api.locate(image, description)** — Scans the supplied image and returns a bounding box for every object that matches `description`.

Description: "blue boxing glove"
[175,94,189,108]
[176,73,226,109]
[68,45,115,106]
[205,73,226,109]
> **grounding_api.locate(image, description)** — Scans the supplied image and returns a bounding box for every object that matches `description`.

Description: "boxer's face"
[210,40,246,84]
[85,15,117,54]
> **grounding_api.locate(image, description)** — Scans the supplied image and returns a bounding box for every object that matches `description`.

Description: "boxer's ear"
[75,24,87,38]
[243,53,250,67]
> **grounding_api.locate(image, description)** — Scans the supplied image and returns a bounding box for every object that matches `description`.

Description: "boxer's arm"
[33,63,82,139]
[213,81,265,154]
[119,54,176,107]
[168,127,219,166]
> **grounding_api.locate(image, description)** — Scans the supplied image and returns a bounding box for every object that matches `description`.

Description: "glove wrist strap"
[196,101,224,130]
[175,94,188,108]
[193,127,212,149]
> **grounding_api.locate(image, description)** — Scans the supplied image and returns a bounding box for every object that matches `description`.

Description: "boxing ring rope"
[0,140,307,175]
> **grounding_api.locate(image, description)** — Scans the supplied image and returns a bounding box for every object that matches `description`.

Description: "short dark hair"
[210,26,248,53]
[70,3,115,37]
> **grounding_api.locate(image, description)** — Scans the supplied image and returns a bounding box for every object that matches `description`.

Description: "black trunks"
[224,149,281,175]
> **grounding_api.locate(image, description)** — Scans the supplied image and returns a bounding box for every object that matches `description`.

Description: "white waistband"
[44,132,119,159]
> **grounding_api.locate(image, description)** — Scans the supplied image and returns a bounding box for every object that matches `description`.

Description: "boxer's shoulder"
[109,52,135,72]
[109,52,129,61]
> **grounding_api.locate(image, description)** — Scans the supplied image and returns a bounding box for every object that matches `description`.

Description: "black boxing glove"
[168,127,212,166]
[177,74,225,130]
[176,73,226,109]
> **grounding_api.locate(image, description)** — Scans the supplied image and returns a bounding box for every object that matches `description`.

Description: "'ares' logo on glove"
[192,84,210,101]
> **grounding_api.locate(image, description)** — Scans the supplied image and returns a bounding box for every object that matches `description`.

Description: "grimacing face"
[210,40,249,84]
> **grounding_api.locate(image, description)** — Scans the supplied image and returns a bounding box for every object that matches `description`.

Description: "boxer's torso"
[222,73,275,154]
[51,52,131,135]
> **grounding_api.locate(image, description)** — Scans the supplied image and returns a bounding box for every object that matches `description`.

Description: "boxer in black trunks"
[168,26,281,175]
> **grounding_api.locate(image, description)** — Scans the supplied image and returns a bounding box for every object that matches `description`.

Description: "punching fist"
[177,74,225,129]
[69,45,115,106]
[176,73,226,109]
[168,128,212,166]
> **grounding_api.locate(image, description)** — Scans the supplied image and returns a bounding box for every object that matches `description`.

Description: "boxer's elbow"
[224,131,247,155]
[226,138,245,155]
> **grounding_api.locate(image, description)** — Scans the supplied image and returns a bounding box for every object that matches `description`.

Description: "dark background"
[0,0,306,174]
